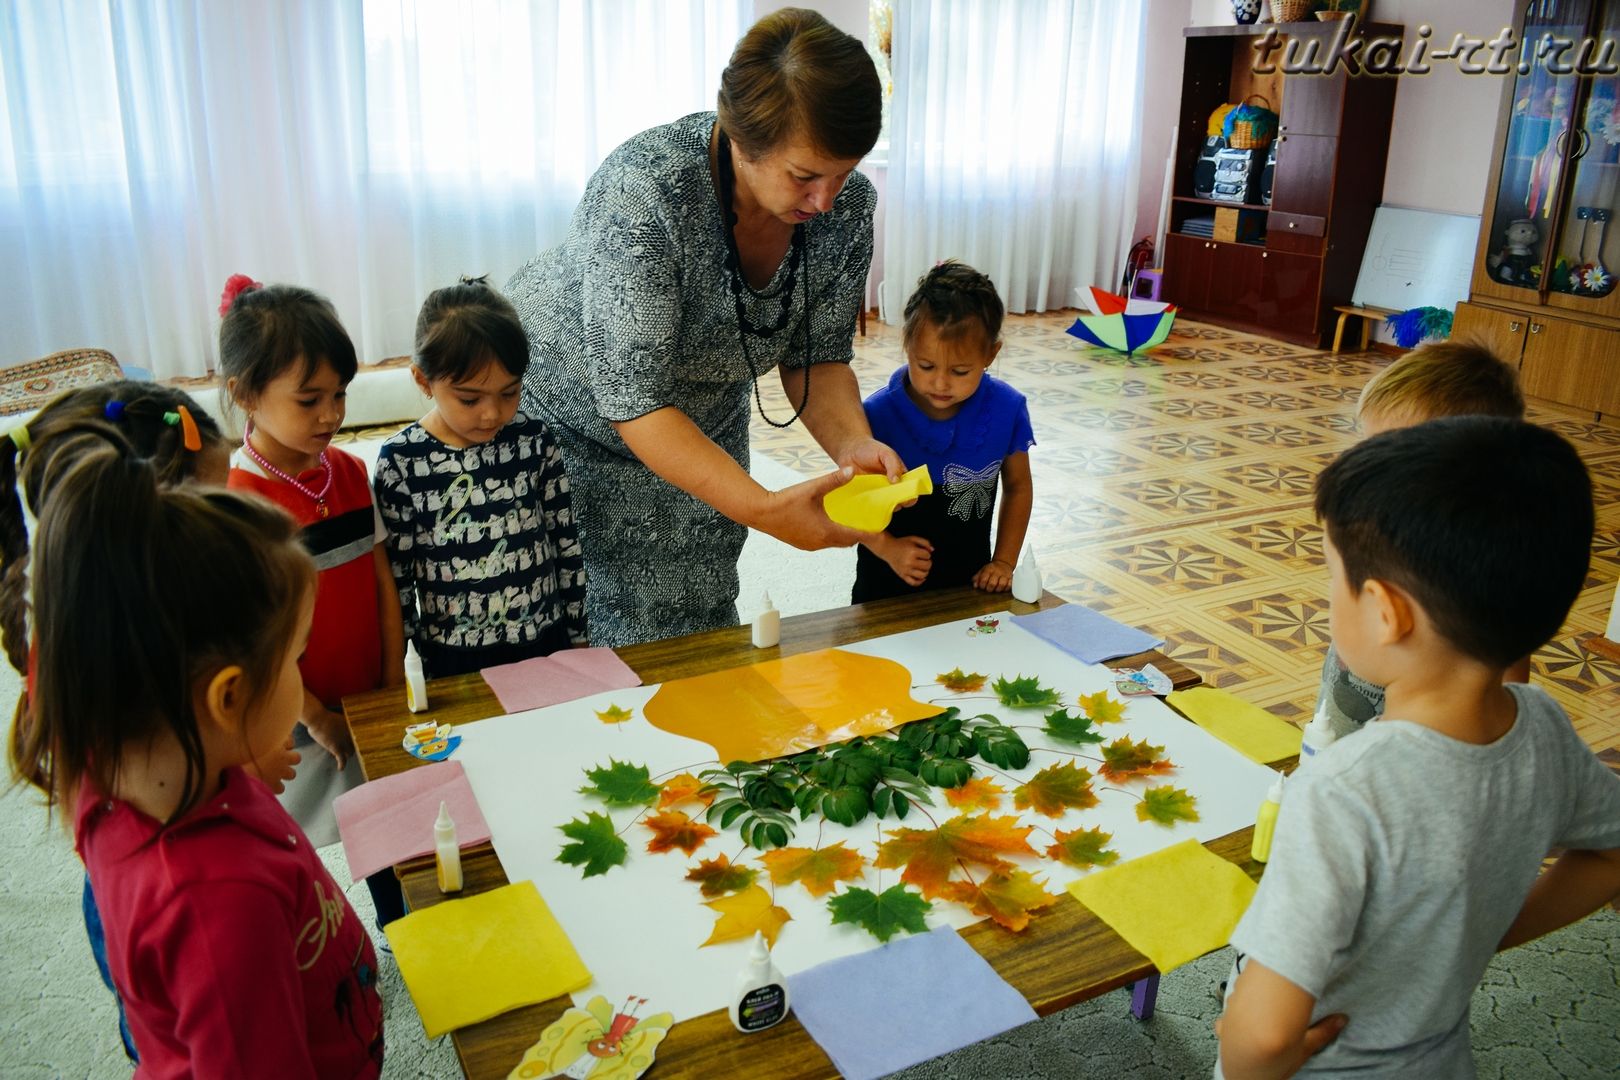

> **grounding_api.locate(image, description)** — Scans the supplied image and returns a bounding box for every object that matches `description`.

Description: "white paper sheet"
[454,613,1277,1022]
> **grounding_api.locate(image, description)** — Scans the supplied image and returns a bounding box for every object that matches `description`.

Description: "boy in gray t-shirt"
[1216,418,1620,1079]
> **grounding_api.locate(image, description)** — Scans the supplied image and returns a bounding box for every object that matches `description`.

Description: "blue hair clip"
[104,401,126,422]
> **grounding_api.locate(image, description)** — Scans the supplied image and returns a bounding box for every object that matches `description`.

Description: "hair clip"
[458,273,491,287]
[218,273,264,318]
[164,407,203,452]
[104,401,126,422]
[10,423,30,455]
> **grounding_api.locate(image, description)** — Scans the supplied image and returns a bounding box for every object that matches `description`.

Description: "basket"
[1229,95,1275,149]
[1271,0,1314,21]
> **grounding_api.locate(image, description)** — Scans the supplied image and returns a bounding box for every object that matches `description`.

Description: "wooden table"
[344,588,1265,1079]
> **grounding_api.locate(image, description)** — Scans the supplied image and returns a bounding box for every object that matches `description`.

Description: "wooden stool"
[1330,305,1395,353]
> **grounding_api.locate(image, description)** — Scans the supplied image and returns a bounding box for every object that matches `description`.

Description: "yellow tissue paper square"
[1067,838,1257,973]
[1168,686,1302,764]
[385,880,590,1038]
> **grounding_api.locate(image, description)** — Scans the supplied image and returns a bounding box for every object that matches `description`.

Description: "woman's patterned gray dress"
[506,111,876,647]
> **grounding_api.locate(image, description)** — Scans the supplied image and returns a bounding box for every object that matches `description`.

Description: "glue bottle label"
[736,983,787,1031]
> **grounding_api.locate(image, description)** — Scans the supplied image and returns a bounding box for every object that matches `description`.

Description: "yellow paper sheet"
[1167,686,1303,764]
[822,464,933,532]
[386,880,591,1038]
[1066,838,1257,973]
[643,648,939,762]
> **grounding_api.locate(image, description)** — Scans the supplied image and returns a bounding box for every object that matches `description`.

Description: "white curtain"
[881,0,1147,318]
[0,1,745,379]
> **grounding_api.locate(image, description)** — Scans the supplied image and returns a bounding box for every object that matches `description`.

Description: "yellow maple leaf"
[1078,691,1126,724]
[935,667,988,693]
[700,884,792,947]
[759,843,866,898]
[595,704,634,725]
[657,772,716,809]
[944,777,1006,813]
[941,869,1058,932]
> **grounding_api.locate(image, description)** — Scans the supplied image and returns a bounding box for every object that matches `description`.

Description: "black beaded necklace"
[716,130,812,429]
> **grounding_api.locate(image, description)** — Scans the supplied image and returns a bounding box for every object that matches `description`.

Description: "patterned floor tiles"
[751,311,1620,752]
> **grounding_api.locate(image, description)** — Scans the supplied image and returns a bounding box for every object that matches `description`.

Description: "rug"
[0,349,123,416]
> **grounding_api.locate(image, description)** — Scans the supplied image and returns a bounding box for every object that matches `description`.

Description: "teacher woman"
[507,9,898,647]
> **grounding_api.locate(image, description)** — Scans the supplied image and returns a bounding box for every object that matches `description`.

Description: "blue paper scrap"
[786,926,1037,1080]
[1011,603,1165,664]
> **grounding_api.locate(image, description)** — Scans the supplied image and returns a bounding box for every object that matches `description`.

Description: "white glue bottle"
[1299,705,1339,761]
[730,931,790,1033]
[1011,544,1043,603]
[404,641,429,713]
[751,592,780,649]
[434,800,463,894]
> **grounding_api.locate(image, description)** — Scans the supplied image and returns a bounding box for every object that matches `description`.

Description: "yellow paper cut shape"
[1066,838,1257,974]
[644,648,939,763]
[386,880,591,1039]
[822,464,933,532]
[1167,686,1303,764]
[508,995,673,1080]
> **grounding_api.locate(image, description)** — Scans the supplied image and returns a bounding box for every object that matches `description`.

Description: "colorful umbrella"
[1066,287,1177,355]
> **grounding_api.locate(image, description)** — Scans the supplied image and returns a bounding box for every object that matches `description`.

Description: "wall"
[1135,0,1197,256]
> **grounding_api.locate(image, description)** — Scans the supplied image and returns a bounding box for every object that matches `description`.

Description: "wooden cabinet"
[1162,23,1400,347]
[1458,0,1620,417]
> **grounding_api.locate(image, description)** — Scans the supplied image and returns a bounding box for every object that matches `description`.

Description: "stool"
[1330,305,1395,353]
[1131,269,1163,302]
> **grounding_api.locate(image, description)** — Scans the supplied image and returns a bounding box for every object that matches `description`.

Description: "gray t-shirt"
[1224,683,1620,1078]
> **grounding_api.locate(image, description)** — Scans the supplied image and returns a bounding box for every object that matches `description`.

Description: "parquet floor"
[750,312,1620,754]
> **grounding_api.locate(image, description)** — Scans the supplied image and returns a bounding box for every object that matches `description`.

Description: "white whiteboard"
[1351,206,1481,312]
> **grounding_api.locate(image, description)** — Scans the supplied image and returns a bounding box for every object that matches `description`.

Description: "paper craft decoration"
[642,648,938,762]
[507,994,672,1080]
[402,723,460,762]
[822,464,933,533]
[786,926,1037,1080]
[1066,838,1256,973]
[333,760,492,881]
[1066,286,1176,355]
[483,647,642,715]
[1011,604,1164,664]
[1167,686,1303,765]
[385,881,591,1038]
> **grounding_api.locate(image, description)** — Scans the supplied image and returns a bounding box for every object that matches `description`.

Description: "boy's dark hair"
[718,7,882,161]
[218,282,358,407]
[1315,417,1592,668]
[1357,339,1525,425]
[0,382,227,677]
[902,260,1005,352]
[414,276,530,384]
[10,434,314,823]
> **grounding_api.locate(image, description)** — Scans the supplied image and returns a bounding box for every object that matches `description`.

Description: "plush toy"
[1488,219,1539,284]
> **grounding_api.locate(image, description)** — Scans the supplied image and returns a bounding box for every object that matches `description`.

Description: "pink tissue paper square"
[334,761,491,881]
[480,647,642,714]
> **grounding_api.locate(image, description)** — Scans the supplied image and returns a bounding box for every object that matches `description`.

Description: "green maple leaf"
[579,759,660,807]
[1043,707,1104,745]
[1045,825,1120,869]
[827,884,932,943]
[992,674,1063,709]
[1137,785,1200,826]
[556,812,628,877]
[1013,762,1099,818]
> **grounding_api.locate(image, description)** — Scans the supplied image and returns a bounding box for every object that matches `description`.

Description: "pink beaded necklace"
[242,421,333,518]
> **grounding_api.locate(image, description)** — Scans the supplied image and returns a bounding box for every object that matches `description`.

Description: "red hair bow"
[218,273,264,317]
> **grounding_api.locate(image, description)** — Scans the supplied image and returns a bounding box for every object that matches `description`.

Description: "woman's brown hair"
[10,433,313,824]
[717,7,882,161]
[0,382,227,678]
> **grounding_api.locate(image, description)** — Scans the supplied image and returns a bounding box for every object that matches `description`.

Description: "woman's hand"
[835,437,906,482]
[756,468,878,551]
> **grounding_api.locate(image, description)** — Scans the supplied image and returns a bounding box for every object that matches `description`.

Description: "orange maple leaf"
[658,772,716,810]
[944,777,1006,813]
[1013,762,1099,818]
[935,667,988,693]
[1045,825,1119,869]
[700,883,792,947]
[643,810,717,856]
[1099,736,1177,782]
[1078,690,1127,724]
[875,814,1038,899]
[941,869,1058,932]
[685,854,759,897]
[759,843,867,898]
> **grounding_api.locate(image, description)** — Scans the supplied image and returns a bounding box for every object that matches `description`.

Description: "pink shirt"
[76,767,384,1078]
